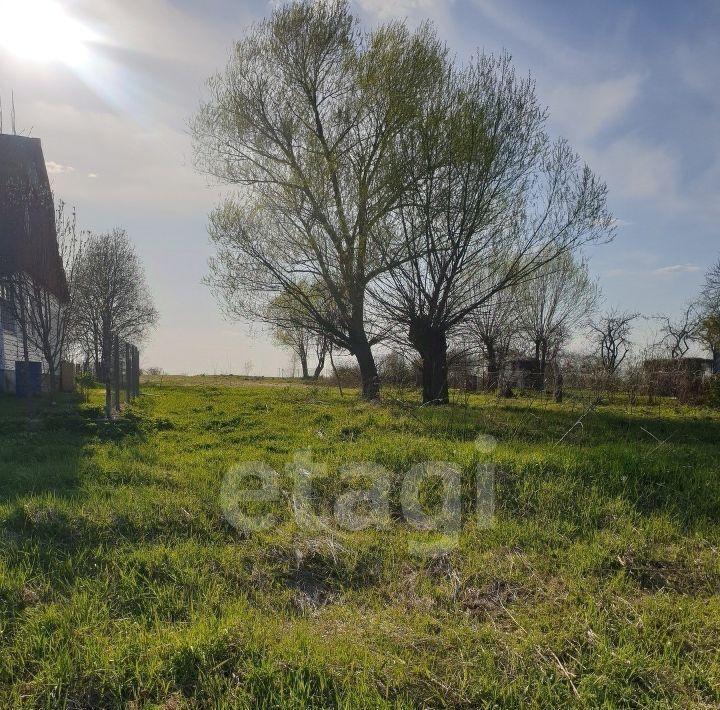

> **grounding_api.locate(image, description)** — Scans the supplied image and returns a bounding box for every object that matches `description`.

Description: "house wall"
[0,329,47,393]
[0,281,51,393]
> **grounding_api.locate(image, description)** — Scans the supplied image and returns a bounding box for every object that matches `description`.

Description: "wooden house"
[0,134,68,392]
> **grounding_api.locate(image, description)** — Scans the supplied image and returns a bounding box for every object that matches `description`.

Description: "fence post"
[113,335,121,412]
[133,347,140,397]
[125,342,132,403]
[104,337,112,419]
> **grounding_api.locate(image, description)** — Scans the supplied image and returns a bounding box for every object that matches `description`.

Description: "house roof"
[0,134,68,300]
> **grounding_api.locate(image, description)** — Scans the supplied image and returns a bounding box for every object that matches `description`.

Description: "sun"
[0,0,94,67]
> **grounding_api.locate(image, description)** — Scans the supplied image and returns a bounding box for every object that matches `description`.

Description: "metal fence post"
[133,346,140,397]
[113,334,121,412]
[104,337,112,419]
[125,342,132,403]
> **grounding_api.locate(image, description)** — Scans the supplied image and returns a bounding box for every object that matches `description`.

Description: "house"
[501,358,544,391]
[642,357,714,398]
[0,133,68,393]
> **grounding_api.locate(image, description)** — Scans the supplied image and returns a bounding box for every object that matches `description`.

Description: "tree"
[517,253,598,386]
[700,257,720,312]
[371,52,613,404]
[266,285,329,379]
[698,257,720,369]
[463,281,520,391]
[0,201,84,392]
[698,314,720,363]
[72,229,157,381]
[20,201,84,391]
[193,0,445,399]
[591,308,638,375]
[655,304,698,360]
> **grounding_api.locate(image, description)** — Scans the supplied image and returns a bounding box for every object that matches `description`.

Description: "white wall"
[0,280,53,392]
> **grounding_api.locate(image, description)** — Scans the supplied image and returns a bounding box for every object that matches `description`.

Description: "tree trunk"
[94,337,101,381]
[553,360,563,403]
[329,345,344,397]
[299,347,310,380]
[17,283,32,398]
[410,321,449,405]
[421,339,449,404]
[103,325,112,419]
[44,347,57,393]
[484,340,499,391]
[353,336,380,400]
[312,351,325,380]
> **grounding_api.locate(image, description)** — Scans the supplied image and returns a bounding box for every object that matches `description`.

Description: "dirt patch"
[461,579,529,618]
[289,564,336,614]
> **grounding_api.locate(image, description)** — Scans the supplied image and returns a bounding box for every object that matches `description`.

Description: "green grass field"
[1,380,719,708]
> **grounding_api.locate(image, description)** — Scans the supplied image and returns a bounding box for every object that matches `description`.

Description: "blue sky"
[0,0,718,373]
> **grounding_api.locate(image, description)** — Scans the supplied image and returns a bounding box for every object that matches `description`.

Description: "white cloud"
[653,264,701,274]
[548,74,642,144]
[28,101,214,212]
[591,137,678,201]
[471,0,573,60]
[356,0,442,19]
[46,161,75,174]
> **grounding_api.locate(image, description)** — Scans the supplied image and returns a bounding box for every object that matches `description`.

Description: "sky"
[0,0,718,374]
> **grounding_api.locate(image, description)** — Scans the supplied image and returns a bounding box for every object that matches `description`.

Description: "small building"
[642,357,714,398]
[502,358,544,391]
[0,134,68,393]
[642,357,714,376]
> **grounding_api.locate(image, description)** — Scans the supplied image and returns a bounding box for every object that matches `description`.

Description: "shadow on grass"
[395,397,720,527]
[392,392,720,445]
[0,392,146,502]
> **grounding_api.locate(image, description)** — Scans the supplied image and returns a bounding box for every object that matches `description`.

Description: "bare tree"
[193,0,445,400]
[700,257,720,312]
[698,256,720,371]
[266,285,329,379]
[72,229,157,381]
[517,253,599,386]
[590,308,638,375]
[655,304,698,359]
[0,202,85,391]
[463,281,520,391]
[372,53,612,404]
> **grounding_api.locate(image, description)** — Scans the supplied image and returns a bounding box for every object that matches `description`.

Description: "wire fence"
[316,354,719,410]
[103,334,140,419]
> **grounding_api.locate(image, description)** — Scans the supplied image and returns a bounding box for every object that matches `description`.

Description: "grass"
[0,379,719,708]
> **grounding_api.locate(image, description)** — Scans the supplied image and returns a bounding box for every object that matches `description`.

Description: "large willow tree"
[371,53,613,403]
[193,0,445,399]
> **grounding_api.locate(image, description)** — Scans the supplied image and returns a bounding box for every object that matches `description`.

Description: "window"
[0,283,17,334]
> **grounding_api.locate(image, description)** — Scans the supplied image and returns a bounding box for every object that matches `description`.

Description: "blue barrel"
[15,361,42,397]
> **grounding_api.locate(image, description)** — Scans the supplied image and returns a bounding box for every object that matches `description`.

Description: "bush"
[323,362,361,387]
[377,352,418,387]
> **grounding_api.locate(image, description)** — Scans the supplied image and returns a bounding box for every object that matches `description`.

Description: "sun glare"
[0,0,93,67]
